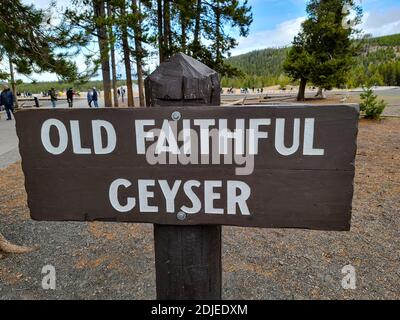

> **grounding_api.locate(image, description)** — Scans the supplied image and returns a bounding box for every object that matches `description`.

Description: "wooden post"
[154,225,221,299]
[8,54,19,108]
[145,53,222,299]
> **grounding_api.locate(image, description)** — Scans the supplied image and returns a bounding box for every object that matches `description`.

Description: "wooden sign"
[15,105,358,231]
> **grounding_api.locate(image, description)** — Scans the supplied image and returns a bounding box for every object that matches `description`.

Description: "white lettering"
[180,180,201,214]
[275,118,300,156]
[159,180,181,213]
[41,119,68,155]
[135,120,155,154]
[70,120,91,154]
[227,181,251,215]
[92,120,116,154]
[249,119,270,155]
[156,120,179,155]
[138,179,158,212]
[193,119,215,155]
[109,179,136,212]
[204,180,224,214]
[303,118,325,155]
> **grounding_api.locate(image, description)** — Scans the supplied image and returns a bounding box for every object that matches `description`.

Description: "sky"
[232,0,400,55]
[16,0,400,81]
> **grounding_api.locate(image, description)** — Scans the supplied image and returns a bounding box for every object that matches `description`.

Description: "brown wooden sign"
[15,105,358,231]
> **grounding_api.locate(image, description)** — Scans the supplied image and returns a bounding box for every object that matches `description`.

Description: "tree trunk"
[93,0,112,107]
[107,3,119,107]
[8,55,18,108]
[180,20,186,53]
[157,0,164,63]
[193,0,202,57]
[0,232,35,256]
[132,0,146,107]
[163,0,172,58]
[180,10,187,53]
[120,3,135,107]
[215,1,221,64]
[297,77,307,101]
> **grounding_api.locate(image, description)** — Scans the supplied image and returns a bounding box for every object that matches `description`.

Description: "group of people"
[16,91,32,97]
[48,87,99,108]
[117,87,126,98]
[48,87,75,108]
[225,87,264,94]
[0,84,103,120]
[86,87,99,108]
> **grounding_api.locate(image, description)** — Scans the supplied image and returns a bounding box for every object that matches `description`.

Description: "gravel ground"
[0,118,399,300]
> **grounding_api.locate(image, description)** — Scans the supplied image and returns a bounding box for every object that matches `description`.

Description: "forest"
[222,33,400,89]
[2,1,399,96]
[1,0,253,106]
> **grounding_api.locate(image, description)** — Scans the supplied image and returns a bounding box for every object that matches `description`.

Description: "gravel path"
[0,118,399,300]
[0,119,20,169]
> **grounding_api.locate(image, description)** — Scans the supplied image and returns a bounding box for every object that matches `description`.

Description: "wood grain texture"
[146,54,223,300]
[154,225,221,299]
[15,105,359,231]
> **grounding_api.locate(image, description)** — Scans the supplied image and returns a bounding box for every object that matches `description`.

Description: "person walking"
[121,87,125,103]
[0,85,15,120]
[66,87,74,108]
[87,89,93,108]
[92,87,99,108]
[49,88,57,108]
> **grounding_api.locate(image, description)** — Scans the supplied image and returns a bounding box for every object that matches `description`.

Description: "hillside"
[226,47,288,77]
[223,33,400,88]
[366,33,400,47]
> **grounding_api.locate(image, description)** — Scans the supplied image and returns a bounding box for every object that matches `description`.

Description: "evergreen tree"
[284,0,362,101]
[202,0,253,76]
[129,0,149,106]
[65,0,113,107]
[117,0,136,107]
[360,87,387,119]
[0,0,89,85]
[0,0,91,255]
[107,2,120,107]
[93,0,113,107]
[150,0,252,76]
[222,33,400,89]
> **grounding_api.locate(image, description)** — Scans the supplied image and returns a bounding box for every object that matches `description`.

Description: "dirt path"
[0,119,399,299]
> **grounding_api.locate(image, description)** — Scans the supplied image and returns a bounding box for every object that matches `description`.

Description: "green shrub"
[359,87,387,119]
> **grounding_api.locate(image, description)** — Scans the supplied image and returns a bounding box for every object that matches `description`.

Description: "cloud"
[361,8,400,37]
[231,16,305,56]
[232,5,400,57]
[23,0,52,8]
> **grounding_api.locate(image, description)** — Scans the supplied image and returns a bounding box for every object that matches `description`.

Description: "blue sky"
[18,0,400,80]
[232,0,400,54]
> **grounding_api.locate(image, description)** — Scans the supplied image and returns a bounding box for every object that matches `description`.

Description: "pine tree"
[360,87,387,119]
[130,0,148,106]
[64,0,114,106]
[284,0,362,101]
[0,0,89,88]
[0,0,89,255]
[118,0,136,107]
[202,0,253,76]
[93,0,113,107]
[107,2,119,107]
[150,0,252,76]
